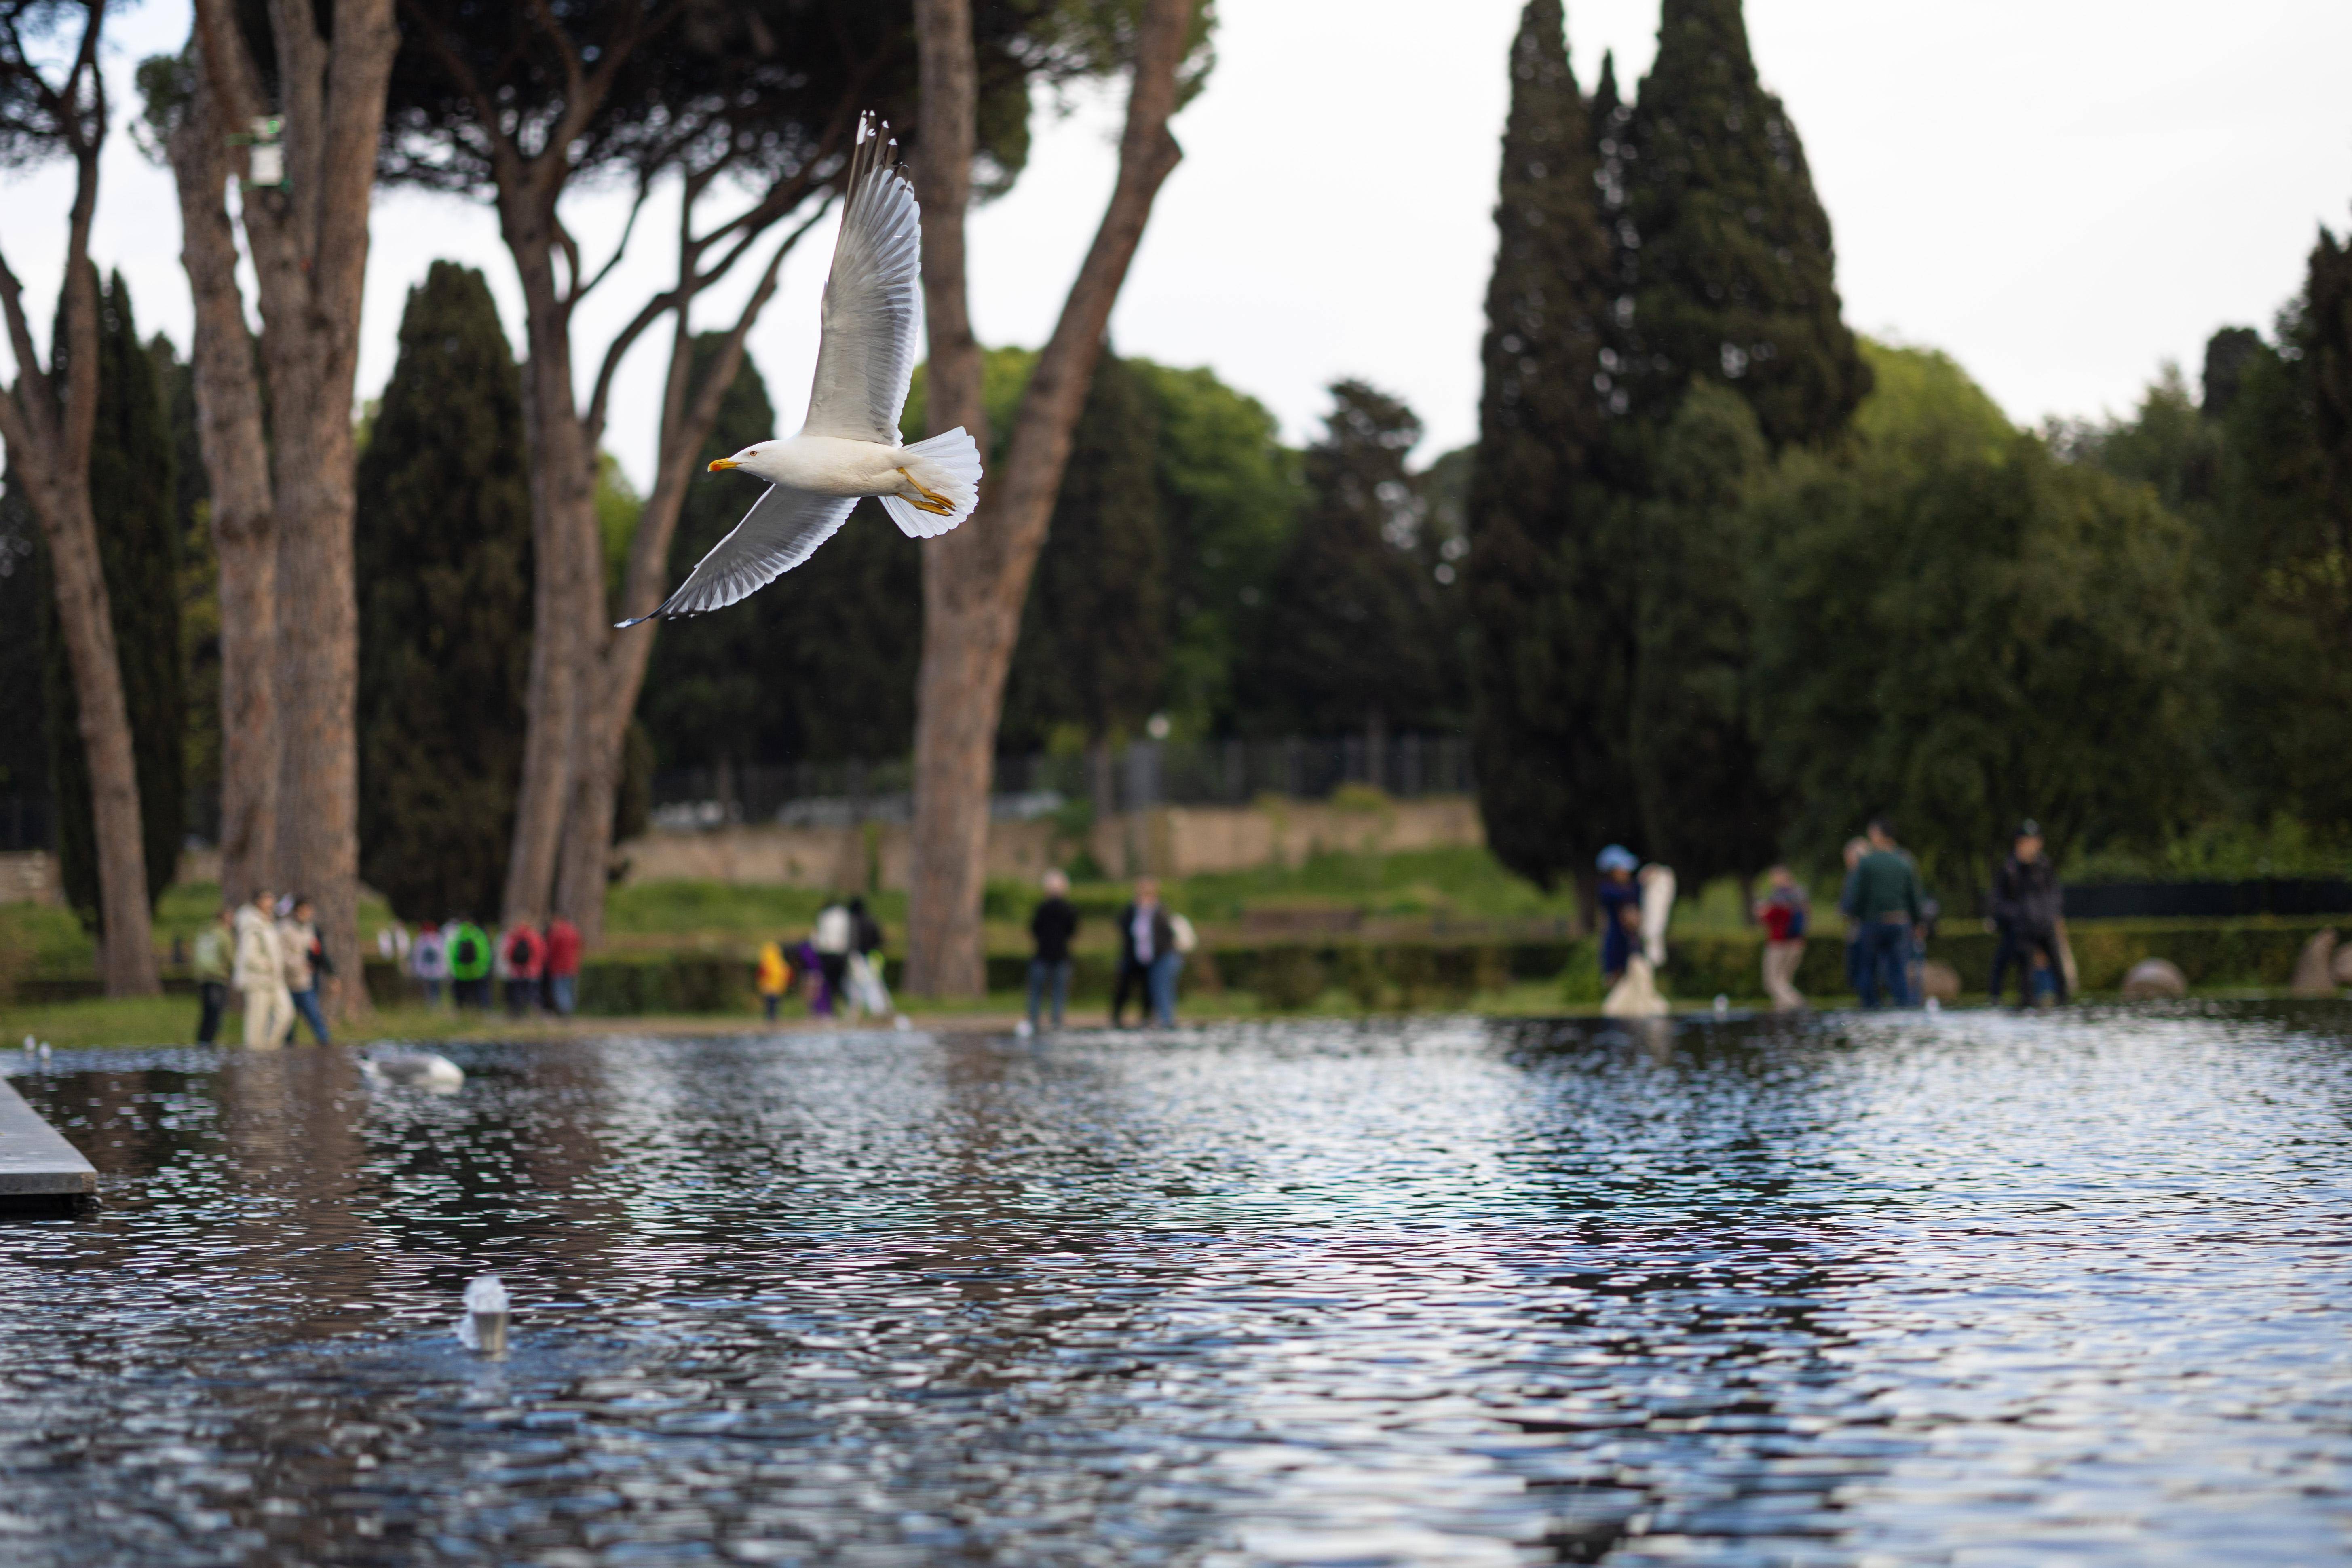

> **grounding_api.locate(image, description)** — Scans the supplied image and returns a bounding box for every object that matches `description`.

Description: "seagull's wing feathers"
[618,486,858,626]
[803,118,921,445]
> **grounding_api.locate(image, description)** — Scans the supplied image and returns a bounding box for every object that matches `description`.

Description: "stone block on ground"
[2290,929,2338,997]
[2120,957,2188,1000]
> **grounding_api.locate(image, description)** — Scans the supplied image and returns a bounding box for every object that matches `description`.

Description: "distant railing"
[648,733,1477,832]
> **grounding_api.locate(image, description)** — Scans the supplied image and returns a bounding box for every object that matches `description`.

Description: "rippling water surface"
[4,1006,2350,1565]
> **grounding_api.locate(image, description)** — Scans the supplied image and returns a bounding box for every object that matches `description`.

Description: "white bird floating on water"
[361,1050,464,1093]
[458,1274,510,1354]
[618,114,981,627]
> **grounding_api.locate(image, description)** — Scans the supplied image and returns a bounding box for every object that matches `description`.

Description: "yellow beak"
[707,457,739,472]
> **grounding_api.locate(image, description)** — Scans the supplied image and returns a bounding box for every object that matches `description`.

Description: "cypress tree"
[150,332,221,853]
[1238,380,1455,737]
[1002,352,1169,749]
[1615,0,1868,448]
[1628,379,1777,885]
[355,262,533,922]
[1465,0,1637,892]
[44,270,184,926]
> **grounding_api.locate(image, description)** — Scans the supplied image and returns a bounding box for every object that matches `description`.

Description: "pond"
[3,1006,2349,1565]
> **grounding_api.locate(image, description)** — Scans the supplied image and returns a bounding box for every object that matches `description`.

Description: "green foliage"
[44,270,185,929]
[355,262,533,922]
[1612,0,1870,448]
[149,333,220,833]
[1748,345,2214,895]
[1469,0,1633,893]
[1132,360,1303,735]
[1002,353,1168,748]
[1234,380,1461,736]
[1629,380,1776,883]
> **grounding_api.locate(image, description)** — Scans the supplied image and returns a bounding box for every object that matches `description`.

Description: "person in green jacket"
[192,906,234,1045]
[1850,817,1926,1007]
[446,919,492,1009]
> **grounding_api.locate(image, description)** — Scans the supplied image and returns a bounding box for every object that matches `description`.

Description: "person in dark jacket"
[1849,818,1926,1007]
[1989,819,2066,1005]
[1595,845,1641,983]
[1026,869,1079,1032]
[1112,877,1174,1028]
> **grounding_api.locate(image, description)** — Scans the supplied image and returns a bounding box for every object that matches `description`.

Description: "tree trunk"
[903,0,1195,996]
[0,126,161,996]
[500,216,603,926]
[190,0,398,1012]
[167,55,278,908]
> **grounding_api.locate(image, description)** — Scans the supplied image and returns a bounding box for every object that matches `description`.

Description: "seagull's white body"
[621,115,981,626]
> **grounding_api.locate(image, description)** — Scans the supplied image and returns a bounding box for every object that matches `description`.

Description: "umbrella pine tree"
[355,264,533,922]
[44,271,184,926]
[1466,0,1636,892]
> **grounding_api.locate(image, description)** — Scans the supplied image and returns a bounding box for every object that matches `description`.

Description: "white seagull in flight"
[620,114,981,627]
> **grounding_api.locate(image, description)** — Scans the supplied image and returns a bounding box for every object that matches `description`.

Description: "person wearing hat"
[1989,819,2065,1005]
[1595,845,1642,984]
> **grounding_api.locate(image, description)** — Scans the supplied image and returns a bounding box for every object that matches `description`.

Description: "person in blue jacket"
[1596,844,1642,983]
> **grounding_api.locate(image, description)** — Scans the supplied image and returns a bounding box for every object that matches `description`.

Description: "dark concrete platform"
[0,1072,96,1208]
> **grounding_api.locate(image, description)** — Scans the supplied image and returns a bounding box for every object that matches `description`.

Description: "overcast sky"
[4,0,2350,487]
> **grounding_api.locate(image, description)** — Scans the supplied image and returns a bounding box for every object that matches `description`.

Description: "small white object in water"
[459,1273,510,1353]
[893,1013,912,1032]
[1013,1018,1034,1038]
[1925,996,1942,1013]
[38,1041,50,1061]
[1713,994,1729,1015]
[362,1050,464,1092]
[22,1034,32,1055]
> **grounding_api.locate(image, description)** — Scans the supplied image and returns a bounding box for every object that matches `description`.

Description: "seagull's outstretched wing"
[615,486,858,626]
[803,115,921,445]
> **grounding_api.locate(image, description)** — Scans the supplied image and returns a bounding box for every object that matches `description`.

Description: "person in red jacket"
[543,916,582,1015]
[501,922,546,1016]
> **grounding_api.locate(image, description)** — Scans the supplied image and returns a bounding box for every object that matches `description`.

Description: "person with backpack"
[502,921,546,1015]
[543,915,582,1014]
[811,900,853,1017]
[446,918,492,1009]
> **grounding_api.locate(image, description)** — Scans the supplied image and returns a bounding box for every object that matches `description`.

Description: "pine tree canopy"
[355,261,533,923]
[45,270,184,929]
[1617,0,1868,449]
[1467,0,1640,892]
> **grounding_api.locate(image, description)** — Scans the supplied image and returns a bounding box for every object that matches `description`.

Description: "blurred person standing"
[1595,846,1641,985]
[1755,866,1809,1011]
[1154,907,1196,1027]
[846,897,894,1020]
[1850,819,1926,1008]
[234,889,291,1048]
[192,906,234,1045]
[543,915,582,1014]
[811,899,854,1017]
[410,922,449,1005]
[1113,878,1174,1028]
[1836,836,1871,998]
[446,918,492,1008]
[1026,870,1079,1033]
[1989,820,2067,1006]
[502,921,545,1015]
[280,897,332,1045]
[756,940,792,1022]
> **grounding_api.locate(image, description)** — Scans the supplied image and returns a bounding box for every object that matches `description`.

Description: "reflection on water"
[3,1007,2349,1565]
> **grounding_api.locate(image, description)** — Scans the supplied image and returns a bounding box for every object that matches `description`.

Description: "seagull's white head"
[708,442,781,480]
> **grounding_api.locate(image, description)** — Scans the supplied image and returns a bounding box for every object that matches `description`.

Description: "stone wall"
[616,794,1488,890]
[0,851,60,906]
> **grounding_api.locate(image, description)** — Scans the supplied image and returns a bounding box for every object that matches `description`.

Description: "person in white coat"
[233,888,293,1049]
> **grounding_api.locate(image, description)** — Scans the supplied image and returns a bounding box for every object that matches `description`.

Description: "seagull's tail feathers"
[883,427,982,540]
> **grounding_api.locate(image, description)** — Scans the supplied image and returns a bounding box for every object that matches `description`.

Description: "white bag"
[1170,912,1197,955]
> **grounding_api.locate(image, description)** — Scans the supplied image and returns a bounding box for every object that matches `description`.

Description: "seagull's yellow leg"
[896,466,957,516]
